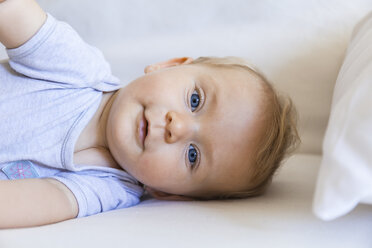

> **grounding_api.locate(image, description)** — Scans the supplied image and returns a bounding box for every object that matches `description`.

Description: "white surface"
[313,12,372,221]
[1,0,372,247]
[1,154,371,248]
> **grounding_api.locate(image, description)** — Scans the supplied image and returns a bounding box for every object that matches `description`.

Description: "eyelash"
[185,85,204,169]
[189,85,205,112]
[186,144,200,170]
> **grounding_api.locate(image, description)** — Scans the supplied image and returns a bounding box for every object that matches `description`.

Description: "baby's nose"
[165,111,196,144]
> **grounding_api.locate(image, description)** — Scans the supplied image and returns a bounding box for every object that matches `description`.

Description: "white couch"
[1,1,372,247]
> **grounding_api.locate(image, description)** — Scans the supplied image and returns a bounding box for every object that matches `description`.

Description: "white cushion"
[313,12,372,221]
[1,154,371,247]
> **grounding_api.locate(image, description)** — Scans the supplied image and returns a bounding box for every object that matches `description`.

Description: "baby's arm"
[0,0,46,49]
[0,178,78,228]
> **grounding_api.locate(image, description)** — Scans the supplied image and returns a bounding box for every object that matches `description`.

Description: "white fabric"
[313,12,372,221]
[0,154,371,248]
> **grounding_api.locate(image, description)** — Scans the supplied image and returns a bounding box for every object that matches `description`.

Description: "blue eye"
[188,144,198,166]
[190,90,200,112]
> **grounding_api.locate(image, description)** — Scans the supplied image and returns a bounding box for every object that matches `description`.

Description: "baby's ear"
[144,57,193,74]
[145,186,195,201]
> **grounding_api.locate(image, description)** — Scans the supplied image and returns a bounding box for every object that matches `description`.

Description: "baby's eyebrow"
[199,75,218,113]
[199,137,213,174]
[198,78,219,173]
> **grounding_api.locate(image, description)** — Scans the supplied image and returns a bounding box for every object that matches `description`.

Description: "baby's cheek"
[138,155,152,169]
[139,153,171,178]
[137,153,160,177]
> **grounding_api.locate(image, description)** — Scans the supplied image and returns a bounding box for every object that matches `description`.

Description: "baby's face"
[106,63,265,197]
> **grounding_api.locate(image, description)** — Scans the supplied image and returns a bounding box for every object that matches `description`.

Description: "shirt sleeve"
[49,170,144,218]
[6,13,121,91]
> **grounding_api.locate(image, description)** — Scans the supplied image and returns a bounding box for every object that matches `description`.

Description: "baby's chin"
[106,130,135,172]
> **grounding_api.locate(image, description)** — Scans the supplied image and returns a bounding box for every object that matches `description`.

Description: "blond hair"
[189,56,301,200]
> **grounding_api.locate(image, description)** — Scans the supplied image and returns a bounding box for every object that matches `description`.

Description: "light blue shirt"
[0,13,144,217]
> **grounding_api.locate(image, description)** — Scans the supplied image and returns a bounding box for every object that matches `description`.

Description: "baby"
[0,0,299,228]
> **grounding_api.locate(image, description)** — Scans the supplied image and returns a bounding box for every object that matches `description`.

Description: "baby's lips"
[139,111,148,147]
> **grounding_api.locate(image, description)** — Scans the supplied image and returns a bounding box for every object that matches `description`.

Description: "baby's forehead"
[208,68,264,110]
[193,144,255,195]
[196,64,264,96]
[194,69,265,193]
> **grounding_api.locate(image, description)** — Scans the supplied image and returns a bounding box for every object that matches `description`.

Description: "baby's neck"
[74,91,117,153]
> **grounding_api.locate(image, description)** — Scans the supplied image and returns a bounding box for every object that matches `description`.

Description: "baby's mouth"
[144,116,148,140]
[139,110,148,148]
